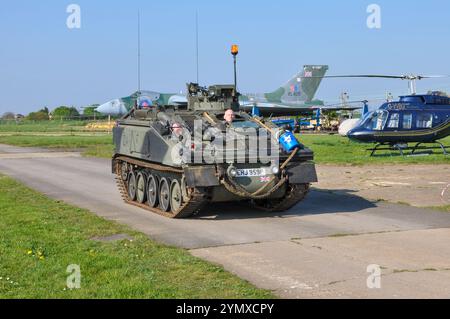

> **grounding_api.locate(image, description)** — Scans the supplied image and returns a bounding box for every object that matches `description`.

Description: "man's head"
[171,122,184,137]
[138,98,152,109]
[224,109,235,124]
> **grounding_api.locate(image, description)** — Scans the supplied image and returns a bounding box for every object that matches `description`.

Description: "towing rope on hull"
[220,147,299,199]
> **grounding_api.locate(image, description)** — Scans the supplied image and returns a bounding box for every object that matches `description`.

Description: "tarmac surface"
[1,144,449,298]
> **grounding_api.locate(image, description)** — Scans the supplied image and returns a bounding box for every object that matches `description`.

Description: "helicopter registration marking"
[387,103,407,110]
[236,168,267,177]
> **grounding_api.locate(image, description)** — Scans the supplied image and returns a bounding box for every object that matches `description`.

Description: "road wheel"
[121,162,129,181]
[136,172,147,204]
[127,171,137,201]
[147,174,159,208]
[159,177,171,212]
[180,176,189,202]
[170,179,183,214]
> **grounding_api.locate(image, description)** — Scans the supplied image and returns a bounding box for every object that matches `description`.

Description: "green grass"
[0,135,112,149]
[380,200,450,213]
[83,144,115,158]
[427,205,450,213]
[0,120,114,158]
[0,135,114,158]
[0,120,93,132]
[0,175,273,299]
[299,134,450,165]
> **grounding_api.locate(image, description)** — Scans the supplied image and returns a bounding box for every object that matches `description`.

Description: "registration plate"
[235,168,267,177]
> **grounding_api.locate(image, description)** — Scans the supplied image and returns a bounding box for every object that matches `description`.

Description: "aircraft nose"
[347,128,358,139]
[96,103,110,114]
[96,101,119,115]
[346,128,369,142]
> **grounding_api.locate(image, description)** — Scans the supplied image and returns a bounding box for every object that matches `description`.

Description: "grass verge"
[0,135,114,158]
[0,135,112,149]
[427,205,450,213]
[0,175,273,299]
[299,134,450,165]
[0,120,107,133]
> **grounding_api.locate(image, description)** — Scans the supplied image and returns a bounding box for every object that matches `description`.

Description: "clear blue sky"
[1,0,450,114]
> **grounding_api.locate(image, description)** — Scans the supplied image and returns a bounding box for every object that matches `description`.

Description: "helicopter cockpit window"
[387,113,400,129]
[416,113,433,129]
[365,111,388,131]
[402,113,413,129]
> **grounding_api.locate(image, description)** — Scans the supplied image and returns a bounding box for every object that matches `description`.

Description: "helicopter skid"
[367,141,449,157]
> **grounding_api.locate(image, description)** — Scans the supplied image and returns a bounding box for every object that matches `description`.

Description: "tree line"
[1,105,108,121]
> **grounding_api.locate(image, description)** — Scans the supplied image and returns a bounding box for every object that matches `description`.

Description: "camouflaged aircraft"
[96,90,186,116]
[95,65,329,117]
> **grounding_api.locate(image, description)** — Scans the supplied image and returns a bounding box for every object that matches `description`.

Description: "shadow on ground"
[194,188,377,221]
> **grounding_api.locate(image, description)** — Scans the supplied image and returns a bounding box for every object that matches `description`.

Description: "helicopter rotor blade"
[300,74,450,80]
[416,75,449,79]
[299,75,404,79]
[323,75,406,79]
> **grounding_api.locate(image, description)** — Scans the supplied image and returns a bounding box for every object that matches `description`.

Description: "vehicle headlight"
[271,166,280,175]
[227,166,237,177]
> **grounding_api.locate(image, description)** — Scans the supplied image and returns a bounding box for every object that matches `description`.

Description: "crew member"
[171,122,184,139]
[223,109,236,125]
[138,97,152,109]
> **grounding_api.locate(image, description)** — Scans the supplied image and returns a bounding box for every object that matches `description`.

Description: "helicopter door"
[401,113,413,130]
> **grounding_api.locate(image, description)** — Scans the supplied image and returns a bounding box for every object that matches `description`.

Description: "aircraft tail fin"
[266,65,328,103]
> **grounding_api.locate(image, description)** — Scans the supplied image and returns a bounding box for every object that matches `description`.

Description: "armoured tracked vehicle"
[112,83,318,218]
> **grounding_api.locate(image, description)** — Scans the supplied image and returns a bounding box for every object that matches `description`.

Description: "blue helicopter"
[347,90,450,156]
[305,73,450,156]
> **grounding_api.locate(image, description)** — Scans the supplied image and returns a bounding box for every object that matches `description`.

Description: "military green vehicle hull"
[112,84,317,218]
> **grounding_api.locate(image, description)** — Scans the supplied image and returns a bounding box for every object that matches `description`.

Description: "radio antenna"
[137,10,141,93]
[195,11,199,84]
